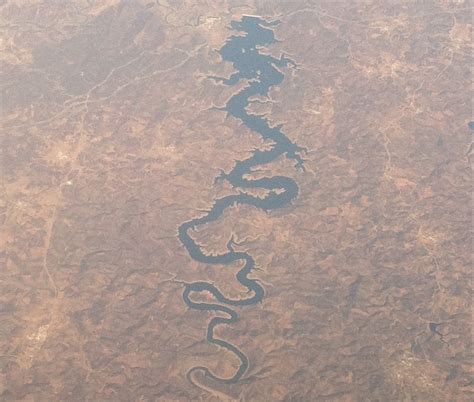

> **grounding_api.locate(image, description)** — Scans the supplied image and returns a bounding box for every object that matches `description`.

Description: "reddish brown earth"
[1,1,472,401]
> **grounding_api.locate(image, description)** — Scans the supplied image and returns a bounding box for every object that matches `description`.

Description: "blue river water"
[178,16,305,384]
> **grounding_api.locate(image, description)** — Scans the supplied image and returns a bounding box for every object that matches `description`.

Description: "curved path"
[178,16,305,384]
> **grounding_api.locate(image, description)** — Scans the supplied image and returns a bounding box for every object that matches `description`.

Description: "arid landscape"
[1,0,472,401]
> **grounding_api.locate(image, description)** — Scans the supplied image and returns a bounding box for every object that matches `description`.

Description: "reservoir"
[178,16,304,384]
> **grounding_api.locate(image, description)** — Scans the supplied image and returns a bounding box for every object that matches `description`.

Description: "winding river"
[178,16,305,384]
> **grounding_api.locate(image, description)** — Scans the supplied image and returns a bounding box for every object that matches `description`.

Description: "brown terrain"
[1,0,472,401]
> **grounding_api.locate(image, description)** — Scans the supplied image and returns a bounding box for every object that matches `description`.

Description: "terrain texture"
[1,0,472,401]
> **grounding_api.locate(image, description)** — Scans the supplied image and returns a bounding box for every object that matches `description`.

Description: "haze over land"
[1,0,472,401]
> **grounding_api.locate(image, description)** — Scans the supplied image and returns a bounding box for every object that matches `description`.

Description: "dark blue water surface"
[178,16,305,384]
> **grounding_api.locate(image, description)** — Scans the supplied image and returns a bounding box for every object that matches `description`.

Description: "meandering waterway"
[178,16,305,384]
